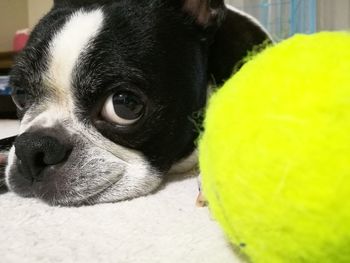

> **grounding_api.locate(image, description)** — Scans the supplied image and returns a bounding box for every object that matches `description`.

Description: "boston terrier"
[0,0,271,206]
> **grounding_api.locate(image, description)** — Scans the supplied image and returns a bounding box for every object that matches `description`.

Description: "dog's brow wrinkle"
[69,124,132,164]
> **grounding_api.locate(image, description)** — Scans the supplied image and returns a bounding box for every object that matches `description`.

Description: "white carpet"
[0,120,240,263]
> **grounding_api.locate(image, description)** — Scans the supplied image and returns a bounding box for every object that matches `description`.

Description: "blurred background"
[0,0,350,118]
[228,0,350,41]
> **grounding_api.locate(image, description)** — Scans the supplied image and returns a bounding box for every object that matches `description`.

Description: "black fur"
[209,8,272,85]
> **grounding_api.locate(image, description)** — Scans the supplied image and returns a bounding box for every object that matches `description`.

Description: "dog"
[0,0,270,206]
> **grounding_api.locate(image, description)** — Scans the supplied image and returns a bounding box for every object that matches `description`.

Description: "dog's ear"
[209,6,273,85]
[180,0,226,26]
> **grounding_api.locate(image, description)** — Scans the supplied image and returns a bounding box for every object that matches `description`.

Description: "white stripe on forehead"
[46,9,104,97]
[20,9,104,134]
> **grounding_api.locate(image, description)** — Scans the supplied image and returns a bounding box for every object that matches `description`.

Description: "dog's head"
[4,0,270,206]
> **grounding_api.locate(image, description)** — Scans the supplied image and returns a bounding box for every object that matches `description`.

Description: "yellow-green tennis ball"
[199,32,350,263]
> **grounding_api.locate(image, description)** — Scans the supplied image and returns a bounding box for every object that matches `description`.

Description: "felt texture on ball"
[199,32,350,263]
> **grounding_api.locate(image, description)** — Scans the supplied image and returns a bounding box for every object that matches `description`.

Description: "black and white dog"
[0,0,270,206]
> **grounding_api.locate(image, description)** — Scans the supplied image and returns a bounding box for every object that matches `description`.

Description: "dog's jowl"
[3,0,271,206]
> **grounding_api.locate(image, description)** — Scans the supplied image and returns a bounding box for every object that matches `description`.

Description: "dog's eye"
[101,91,145,125]
[11,87,27,110]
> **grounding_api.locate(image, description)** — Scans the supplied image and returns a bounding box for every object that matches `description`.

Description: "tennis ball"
[199,32,350,263]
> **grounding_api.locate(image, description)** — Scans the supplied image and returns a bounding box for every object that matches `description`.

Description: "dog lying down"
[0,0,271,206]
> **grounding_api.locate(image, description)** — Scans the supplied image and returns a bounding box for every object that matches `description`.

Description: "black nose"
[14,132,71,181]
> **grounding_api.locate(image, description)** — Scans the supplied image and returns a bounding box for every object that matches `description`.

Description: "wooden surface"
[0,52,16,74]
[0,97,17,119]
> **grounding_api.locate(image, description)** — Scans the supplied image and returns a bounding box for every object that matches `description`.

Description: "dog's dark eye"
[11,86,27,110]
[101,91,145,125]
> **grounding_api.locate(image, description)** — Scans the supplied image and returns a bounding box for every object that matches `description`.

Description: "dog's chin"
[7,165,162,206]
[5,149,162,206]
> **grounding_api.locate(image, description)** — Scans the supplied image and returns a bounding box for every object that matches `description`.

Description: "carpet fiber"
[0,120,240,263]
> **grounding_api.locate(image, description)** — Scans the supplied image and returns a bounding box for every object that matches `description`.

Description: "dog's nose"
[14,132,71,181]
